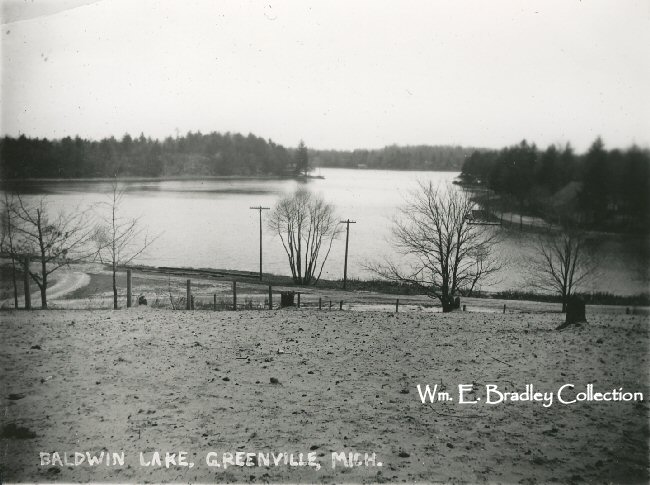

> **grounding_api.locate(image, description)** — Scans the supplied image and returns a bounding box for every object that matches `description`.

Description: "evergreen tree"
[295,140,309,176]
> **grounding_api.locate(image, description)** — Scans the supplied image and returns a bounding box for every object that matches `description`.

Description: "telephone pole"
[340,219,356,289]
[250,206,270,280]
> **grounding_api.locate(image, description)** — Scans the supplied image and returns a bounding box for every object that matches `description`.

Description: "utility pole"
[250,206,270,281]
[340,219,356,289]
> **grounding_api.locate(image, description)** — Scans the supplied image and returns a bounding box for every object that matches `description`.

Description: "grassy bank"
[116,264,650,307]
[2,260,648,310]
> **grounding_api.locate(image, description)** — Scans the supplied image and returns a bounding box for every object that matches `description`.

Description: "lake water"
[3,168,648,295]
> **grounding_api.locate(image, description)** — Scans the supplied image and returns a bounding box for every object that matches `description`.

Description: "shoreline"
[0,167,462,186]
[2,261,648,311]
[0,167,462,184]
[108,263,650,305]
[0,174,303,185]
[460,181,650,236]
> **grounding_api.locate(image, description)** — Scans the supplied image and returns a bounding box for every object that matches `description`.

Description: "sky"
[1,0,649,152]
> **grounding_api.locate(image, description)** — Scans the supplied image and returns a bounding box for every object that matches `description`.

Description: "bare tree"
[527,225,596,312]
[94,179,156,309]
[269,188,341,285]
[371,182,501,312]
[0,193,19,308]
[8,195,96,309]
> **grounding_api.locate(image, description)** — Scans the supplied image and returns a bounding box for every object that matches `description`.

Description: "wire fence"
[3,266,648,316]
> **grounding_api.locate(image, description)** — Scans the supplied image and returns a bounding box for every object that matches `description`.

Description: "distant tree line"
[0,131,297,179]
[310,145,475,171]
[460,138,650,232]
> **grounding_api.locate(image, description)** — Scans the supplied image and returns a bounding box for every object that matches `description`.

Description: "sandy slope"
[1,308,648,483]
[1,270,91,309]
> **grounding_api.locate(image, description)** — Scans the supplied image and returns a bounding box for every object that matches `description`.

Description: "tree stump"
[557,296,586,329]
[280,291,295,308]
[566,296,586,324]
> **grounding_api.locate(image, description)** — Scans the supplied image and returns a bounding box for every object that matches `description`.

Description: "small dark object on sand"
[30,344,41,350]
[2,422,37,439]
[8,393,25,400]
[280,291,295,307]
[270,377,280,384]
[138,295,147,305]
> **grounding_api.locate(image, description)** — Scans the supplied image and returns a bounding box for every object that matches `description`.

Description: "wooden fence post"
[329,299,332,310]
[396,298,399,313]
[186,279,191,310]
[297,293,301,308]
[319,297,322,310]
[268,285,273,309]
[339,300,343,310]
[232,281,237,311]
[503,304,506,314]
[23,256,31,310]
[126,269,132,308]
[213,294,217,311]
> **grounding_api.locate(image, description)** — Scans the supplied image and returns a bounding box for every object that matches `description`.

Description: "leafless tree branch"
[268,188,342,285]
[5,195,96,308]
[526,222,598,311]
[367,181,502,311]
[94,178,159,309]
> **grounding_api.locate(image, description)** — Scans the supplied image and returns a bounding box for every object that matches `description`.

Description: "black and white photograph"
[1,0,649,483]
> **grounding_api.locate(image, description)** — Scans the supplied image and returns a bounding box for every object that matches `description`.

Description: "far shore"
[0,167,465,187]
[0,174,305,185]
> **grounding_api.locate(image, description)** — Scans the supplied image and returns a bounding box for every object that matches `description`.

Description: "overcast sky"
[1,0,649,152]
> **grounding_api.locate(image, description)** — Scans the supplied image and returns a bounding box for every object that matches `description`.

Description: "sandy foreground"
[0,307,648,483]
